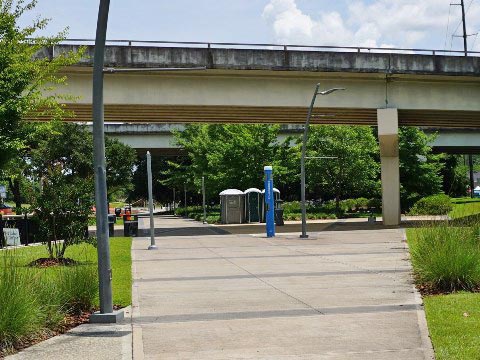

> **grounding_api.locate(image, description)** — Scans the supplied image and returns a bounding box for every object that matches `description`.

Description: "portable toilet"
[474,186,480,198]
[261,188,281,222]
[220,189,245,224]
[244,188,262,223]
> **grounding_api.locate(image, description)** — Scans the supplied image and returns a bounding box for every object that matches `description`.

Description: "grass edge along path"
[406,228,480,360]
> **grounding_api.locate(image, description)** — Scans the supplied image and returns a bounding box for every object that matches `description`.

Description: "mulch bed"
[416,282,480,297]
[28,257,77,268]
[0,305,124,358]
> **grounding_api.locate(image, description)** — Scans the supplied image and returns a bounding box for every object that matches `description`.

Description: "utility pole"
[461,0,468,56]
[453,0,475,197]
[460,0,475,197]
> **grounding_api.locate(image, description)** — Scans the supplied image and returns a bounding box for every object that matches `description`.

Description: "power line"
[450,0,474,53]
[444,3,452,50]
[451,0,474,37]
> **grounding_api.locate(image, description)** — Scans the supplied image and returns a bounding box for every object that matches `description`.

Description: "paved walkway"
[132,216,433,359]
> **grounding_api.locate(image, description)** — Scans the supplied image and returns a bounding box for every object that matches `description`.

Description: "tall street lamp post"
[91,0,123,323]
[91,0,205,321]
[300,84,345,239]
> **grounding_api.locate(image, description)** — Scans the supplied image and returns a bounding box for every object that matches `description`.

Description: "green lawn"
[406,228,480,359]
[10,237,132,307]
[450,197,480,219]
[424,293,480,360]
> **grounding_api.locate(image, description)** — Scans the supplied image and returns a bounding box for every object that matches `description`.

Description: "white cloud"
[263,0,480,51]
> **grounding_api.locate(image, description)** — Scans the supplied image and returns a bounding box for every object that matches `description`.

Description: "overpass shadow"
[137,226,230,237]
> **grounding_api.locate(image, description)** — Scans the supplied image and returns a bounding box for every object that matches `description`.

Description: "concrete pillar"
[378,109,401,226]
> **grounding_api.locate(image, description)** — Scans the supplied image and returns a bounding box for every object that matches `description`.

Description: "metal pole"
[184,183,187,214]
[92,0,113,315]
[461,0,468,56]
[202,176,207,224]
[173,188,176,214]
[469,154,475,198]
[147,152,157,250]
[300,84,320,239]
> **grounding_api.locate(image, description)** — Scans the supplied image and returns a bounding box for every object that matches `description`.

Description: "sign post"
[264,166,275,238]
[3,228,20,246]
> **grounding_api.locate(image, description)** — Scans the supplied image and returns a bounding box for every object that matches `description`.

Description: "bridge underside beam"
[27,104,480,128]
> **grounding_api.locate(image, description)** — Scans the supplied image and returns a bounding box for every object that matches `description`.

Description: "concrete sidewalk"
[7,307,132,360]
[132,216,433,359]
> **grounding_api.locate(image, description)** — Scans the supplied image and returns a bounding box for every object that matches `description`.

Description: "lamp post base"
[148,245,158,250]
[299,234,309,239]
[90,309,125,324]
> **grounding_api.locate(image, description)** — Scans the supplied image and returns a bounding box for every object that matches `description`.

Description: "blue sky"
[18,0,480,51]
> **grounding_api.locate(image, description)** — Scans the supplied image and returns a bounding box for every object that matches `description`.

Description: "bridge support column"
[378,109,401,226]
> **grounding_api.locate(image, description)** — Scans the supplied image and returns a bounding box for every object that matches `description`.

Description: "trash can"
[261,188,281,222]
[123,214,138,237]
[108,214,116,237]
[244,188,262,223]
[275,199,284,226]
[124,206,132,219]
[220,189,245,224]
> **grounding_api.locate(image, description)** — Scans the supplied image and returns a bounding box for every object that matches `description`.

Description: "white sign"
[0,185,5,199]
[3,228,20,246]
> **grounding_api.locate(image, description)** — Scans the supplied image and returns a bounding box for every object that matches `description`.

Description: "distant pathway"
[132,216,433,359]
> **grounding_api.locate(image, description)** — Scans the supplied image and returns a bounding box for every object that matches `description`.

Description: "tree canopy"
[304,125,380,204]
[165,124,280,199]
[0,0,82,172]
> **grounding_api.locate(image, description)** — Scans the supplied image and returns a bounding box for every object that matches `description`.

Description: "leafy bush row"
[284,213,337,221]
[409,194,453,216]
[0,254,97,354]
[175,206,221,224]
[283,198,381,215]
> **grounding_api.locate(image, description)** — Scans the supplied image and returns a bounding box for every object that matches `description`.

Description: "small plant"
[409,194,453,216]
[410,222,480,292]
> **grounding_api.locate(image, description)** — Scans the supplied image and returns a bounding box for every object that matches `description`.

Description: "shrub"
[206,215,221,224]
[57,265,98,315]
[368,198,382,210]
[283,201,302,213]
[409,194,453,216]
[410,223,480,292]
[341,199,356,212]
[355,197,369,210]
[0,255,44,350]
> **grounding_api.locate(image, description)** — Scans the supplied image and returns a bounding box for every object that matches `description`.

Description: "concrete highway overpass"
[33,42,480,226]
[102,124,480,156]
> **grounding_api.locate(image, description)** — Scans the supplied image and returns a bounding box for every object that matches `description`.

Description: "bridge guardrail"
[29,38,480,57]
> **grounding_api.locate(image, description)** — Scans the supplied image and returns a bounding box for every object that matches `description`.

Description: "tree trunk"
[8,177,22,209]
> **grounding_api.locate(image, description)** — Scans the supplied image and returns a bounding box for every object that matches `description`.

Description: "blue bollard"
[264,166,275,238]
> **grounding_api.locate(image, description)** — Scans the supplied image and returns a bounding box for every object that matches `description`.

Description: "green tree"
[25,122,136,258]
[441,154,468,197]
[304,125,380,208]
[29,122,136,201]
[166,124,280,200]
[0,0,82,173]
[399,127,444,208]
